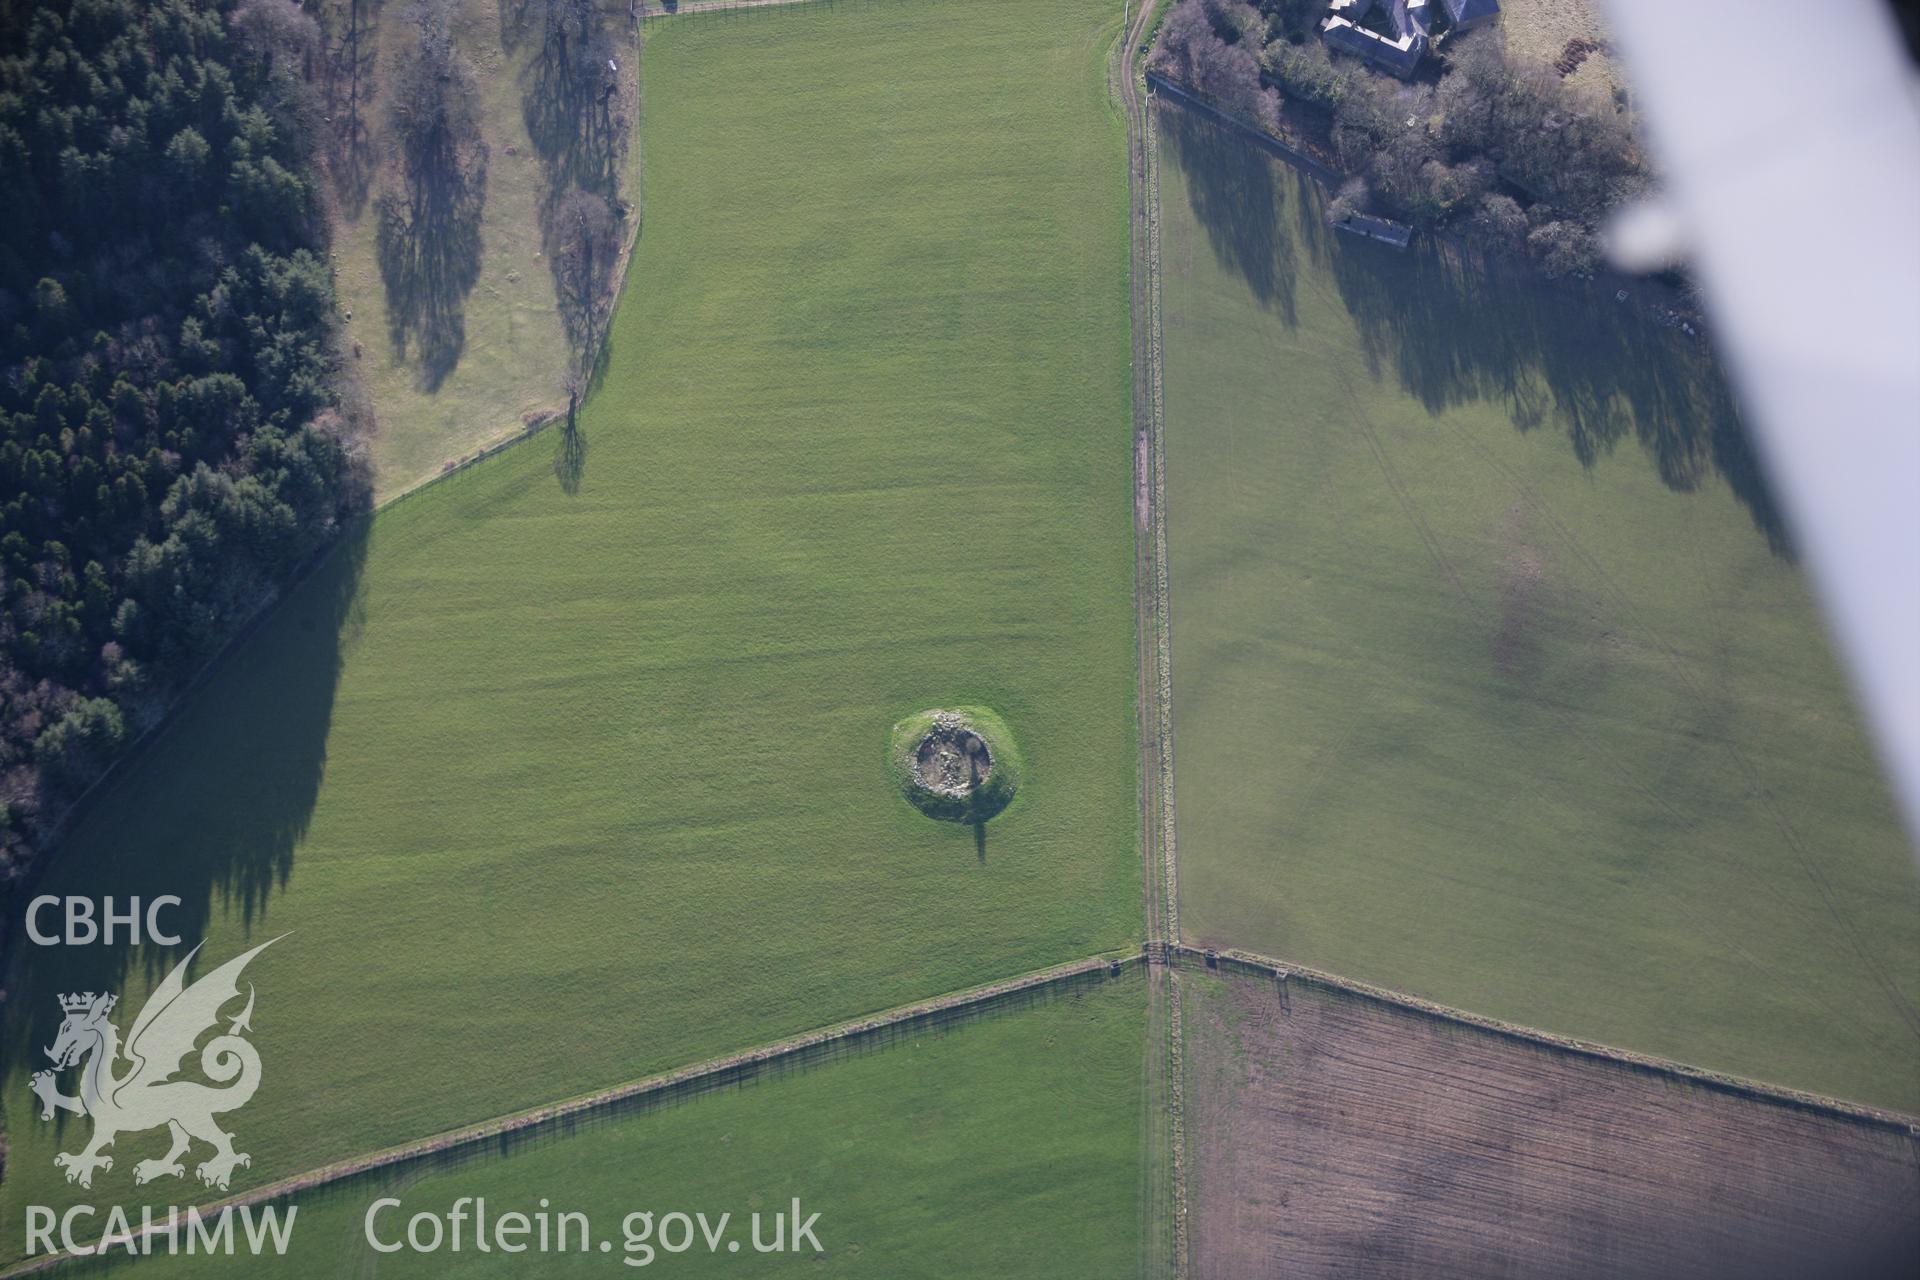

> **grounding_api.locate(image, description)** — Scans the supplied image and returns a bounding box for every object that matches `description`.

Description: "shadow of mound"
[0,526,368,1103]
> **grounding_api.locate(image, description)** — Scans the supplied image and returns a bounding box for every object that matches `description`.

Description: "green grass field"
[87,975,1147,1278]
[1155,101,1920,1110]
[0,0,1136,1244]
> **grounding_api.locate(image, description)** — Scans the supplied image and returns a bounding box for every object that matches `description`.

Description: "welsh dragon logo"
[29,937,281,1191]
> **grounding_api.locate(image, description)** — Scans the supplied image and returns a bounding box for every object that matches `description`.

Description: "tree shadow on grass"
[1162,100,1299,326]
[1157,96,1789,556]
[0,527,369,1119]
[522,21,627,207]
[375,150,488,392]
[1324,233,1789,555]
[331,96,379,221]
[318,0,384,219]
[553,417,587,494]
[512,4,631,384]
[373,12,490,393]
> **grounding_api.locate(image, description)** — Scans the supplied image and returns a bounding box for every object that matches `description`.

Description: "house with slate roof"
[1441,0,1502,34]
[1321,0,1499,78]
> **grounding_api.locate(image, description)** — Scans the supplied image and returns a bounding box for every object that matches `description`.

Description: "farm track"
[1119,1,1187,1276]
[1123,4,1179,956]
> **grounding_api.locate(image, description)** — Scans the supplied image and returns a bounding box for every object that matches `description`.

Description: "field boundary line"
[636,0,828,19]
[2,952,1143,1277]
[1175,945,1920,1135]
[1120,2,1186,1274]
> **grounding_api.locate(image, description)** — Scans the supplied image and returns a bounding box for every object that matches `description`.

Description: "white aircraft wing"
[1603,0,1920,852]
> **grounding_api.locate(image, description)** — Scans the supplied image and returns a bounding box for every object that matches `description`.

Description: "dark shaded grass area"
[1161,105,1787,553]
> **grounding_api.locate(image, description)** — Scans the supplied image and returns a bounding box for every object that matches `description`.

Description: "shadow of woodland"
[1164,107,1299,326]
[1160,100,1791,556]
[1326,236,1787,554]
[374,131,488,391]
[0,529,368,1110]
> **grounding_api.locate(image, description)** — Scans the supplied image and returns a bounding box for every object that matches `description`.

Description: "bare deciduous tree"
[231,0,319,80]
[1156,0,1280,130]
[1471,191,1528,242]
[1158,0,1646,271]
[384,1,482,178]
[551,186,619,361]
[1325,176,1368,225]
[1526,220,1599,278]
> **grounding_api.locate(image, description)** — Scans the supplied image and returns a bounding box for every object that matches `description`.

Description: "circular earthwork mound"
[888,707,1022,824]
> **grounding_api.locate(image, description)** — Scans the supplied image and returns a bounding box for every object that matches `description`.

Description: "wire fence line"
[635,0,890,21]
[1,953,1143,1277]
[1174,944,1920,1136]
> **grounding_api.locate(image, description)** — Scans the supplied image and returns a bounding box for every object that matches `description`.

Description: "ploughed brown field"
[1185,970,1920,1280]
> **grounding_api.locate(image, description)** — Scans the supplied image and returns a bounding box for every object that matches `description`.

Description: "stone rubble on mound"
[917,713,993,798]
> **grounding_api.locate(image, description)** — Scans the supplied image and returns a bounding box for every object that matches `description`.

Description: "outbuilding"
[1333,213,1415,249]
